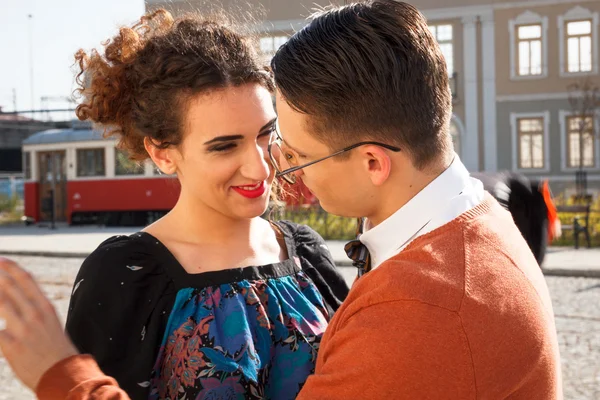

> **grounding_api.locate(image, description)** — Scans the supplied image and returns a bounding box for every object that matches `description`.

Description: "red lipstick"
[232,181,267,199]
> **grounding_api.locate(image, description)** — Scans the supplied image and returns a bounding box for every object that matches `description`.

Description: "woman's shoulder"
[274,220,350,313]
[78,232,164,280]
[274,220,328,246]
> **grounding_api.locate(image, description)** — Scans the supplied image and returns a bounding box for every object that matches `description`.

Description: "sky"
[0,0,146,117]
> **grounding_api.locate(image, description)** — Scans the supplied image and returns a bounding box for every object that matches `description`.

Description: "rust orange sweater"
[37,196,562,399]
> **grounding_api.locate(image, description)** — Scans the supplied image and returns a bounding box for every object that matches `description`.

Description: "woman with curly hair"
[0,8,348,400]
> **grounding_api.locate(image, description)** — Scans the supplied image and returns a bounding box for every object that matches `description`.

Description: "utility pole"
[28,13,35,119]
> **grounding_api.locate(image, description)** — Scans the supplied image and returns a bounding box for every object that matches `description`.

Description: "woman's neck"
[162,193,258,245]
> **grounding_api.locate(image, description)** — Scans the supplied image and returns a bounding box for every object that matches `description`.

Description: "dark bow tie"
[344,218,371,277]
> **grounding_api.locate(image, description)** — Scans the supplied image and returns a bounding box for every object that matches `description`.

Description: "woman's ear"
[144,137,177,175]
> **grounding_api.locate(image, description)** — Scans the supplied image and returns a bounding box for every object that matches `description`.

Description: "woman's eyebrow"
[203,135,244,145]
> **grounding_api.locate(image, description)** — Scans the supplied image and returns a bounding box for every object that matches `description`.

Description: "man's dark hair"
[271,0,452,169]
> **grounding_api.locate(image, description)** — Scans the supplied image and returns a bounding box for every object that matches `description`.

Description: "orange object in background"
[541,180,561,242]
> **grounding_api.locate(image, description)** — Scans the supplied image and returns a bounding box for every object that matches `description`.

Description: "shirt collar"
[359,155,472,268]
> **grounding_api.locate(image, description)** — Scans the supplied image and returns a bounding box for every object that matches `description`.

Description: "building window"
[259,35,288,59]
[559,7,599,76]
[115,149,144,176]
[566,116,595,168]
[510,11,548,79]
[428,24,453,75]
[566,20,593,73]
[76,148,105,177]
[516,24,543,76]
[23,152,31,180]
[517,118,545,169]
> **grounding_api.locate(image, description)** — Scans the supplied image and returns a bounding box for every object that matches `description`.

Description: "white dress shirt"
[359,154,485,270]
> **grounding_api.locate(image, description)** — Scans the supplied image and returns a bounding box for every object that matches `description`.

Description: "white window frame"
[428,23,454,76]
[558,6,599,77]
[559,110,600,171]
[23,151,32,181]
[509,11,548,80]
[258,35,289,59]
[510,111,550,173]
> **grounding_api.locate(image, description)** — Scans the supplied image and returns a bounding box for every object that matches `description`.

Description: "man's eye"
[257,132,271,141]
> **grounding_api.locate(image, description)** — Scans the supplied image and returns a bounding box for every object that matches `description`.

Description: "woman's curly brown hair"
[74,9,274,161]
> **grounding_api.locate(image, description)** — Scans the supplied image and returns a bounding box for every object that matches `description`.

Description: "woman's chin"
[235,197,271,219]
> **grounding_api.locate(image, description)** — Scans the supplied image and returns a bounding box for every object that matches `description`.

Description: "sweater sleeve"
[297,301,477,400]
[36,355,131,400]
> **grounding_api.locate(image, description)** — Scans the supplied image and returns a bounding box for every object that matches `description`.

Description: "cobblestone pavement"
[0,256,598,399]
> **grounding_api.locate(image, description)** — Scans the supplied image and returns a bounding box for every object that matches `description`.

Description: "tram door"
[37,151,67,222]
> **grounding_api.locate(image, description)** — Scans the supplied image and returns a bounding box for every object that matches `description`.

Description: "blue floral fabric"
[148,262,330,400]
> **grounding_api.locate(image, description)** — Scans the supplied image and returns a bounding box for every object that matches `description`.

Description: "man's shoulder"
[344,244,468,318]
[344,198,541,316]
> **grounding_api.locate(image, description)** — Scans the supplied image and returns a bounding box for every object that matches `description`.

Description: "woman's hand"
[0,257,79,390]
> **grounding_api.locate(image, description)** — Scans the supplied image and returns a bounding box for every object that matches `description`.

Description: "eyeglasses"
[267,127,401,184]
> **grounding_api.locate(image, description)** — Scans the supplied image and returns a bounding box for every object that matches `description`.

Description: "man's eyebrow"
[259,118,277,133]
[203,135,244,145]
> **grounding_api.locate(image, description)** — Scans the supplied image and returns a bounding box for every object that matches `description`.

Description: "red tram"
[22,122,314,226]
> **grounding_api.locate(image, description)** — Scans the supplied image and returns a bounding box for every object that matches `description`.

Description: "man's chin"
[317,200,342,217]
[319,198,365,219]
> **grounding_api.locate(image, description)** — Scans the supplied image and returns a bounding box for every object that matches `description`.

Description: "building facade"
[146,0,600,196]
[0,109,56,174]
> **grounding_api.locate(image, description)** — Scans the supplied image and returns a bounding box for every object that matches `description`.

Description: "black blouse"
[65,221,349,399]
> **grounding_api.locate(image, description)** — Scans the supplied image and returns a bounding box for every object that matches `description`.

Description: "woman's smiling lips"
[231,181,267,199]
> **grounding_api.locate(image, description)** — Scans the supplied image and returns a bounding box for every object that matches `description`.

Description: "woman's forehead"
[184,85,275,140]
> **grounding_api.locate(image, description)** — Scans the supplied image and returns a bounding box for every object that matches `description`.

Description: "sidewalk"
[1,225,599,277]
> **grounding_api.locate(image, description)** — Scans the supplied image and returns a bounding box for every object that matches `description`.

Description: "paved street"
[1,225,599,276]
[0,255,598,399]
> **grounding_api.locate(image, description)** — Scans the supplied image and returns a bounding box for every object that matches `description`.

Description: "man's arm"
[298,301,477,400]
[37,355,130,400]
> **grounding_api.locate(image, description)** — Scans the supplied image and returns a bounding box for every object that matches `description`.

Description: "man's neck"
[366,153,453,227]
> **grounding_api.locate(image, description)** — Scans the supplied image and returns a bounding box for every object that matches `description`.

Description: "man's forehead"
[274,92,326,151]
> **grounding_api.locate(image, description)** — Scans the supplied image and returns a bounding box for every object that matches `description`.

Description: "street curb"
[541,268,600,279]
[1,251,598,279]
[337,261,600,278]
[0,251,89,258]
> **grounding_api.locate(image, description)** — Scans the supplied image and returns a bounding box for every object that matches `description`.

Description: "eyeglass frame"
[267,128,401,184]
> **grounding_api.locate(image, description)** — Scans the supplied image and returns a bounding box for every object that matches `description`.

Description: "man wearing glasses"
[268,1,561,399]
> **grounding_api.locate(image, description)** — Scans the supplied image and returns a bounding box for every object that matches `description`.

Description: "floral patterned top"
[65,221,349,400]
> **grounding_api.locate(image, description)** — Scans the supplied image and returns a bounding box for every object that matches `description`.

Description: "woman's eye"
[210,144,237,152]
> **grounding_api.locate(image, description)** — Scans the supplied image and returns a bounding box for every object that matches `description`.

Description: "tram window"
[23,152,31,180]
[77,148,105,177]
[115,149,144,175]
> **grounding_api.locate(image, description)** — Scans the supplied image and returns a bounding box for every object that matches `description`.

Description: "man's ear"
[360,145,392,186]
